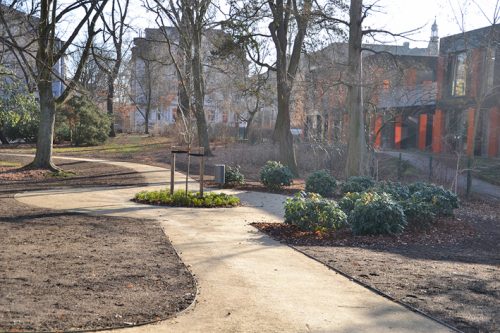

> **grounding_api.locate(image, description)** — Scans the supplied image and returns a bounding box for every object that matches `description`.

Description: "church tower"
[428,18,439,56]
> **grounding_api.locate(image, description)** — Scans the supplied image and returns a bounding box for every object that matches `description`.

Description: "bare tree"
[0,0,109,170]
[226,0,324,175]
[92,0,131,137]
[145,0,214,155]
[128,54,164,134]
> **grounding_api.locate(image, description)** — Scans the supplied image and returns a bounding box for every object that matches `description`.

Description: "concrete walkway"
[383,150,500,201]
[13,157,453,333]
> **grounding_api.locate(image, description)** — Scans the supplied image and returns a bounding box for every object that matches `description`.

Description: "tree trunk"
[31,79,58,170]
[107,72,116,137]
[0,129,9,144]
[192,31,211,155]
[144,108,150,135]
[244,111,256,140]
[274,77,298,175]
[345,0,367,177]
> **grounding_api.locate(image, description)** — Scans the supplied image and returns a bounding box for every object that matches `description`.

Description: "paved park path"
[11,156,453,333]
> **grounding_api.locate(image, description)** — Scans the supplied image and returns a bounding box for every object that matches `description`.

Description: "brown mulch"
[0,155,196,331]
[253,200,500,333]
[252,216,477,248]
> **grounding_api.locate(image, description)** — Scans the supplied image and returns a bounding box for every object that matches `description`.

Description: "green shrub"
[56,96,111,146]
[401,197,436,228]
[338,192,364,215]
[305,170,337,197]
[341,176,375,194]
[2,93,39,142]
[349,192,407,235]
[134,190,240,208]
[0,67,39,142]
[284,192,347,232]
[260,161,293,190]
[373,181,410,201]
[408,182,459,216]
[225,165,245,186]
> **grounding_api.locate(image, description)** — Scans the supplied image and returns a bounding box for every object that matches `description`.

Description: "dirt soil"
[253,200,500,333]
[0,155,196,331]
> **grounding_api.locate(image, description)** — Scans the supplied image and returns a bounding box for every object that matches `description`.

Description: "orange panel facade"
[432,109,444,153]
[374,115,382,149]
[418,114,428,151]
[394,115,402,149]
[436,57,445,100]
[466,108,476,156]
[488,107,500,157]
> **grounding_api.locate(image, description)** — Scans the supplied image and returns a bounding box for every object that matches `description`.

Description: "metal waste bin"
[214,164,225,184]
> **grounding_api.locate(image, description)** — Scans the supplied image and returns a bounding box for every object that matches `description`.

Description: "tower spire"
[428,17,439,56]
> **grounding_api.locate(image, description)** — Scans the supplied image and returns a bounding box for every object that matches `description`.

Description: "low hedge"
[134,190,240,208]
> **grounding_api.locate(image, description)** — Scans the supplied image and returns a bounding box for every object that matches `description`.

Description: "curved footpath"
[11,156,452,333]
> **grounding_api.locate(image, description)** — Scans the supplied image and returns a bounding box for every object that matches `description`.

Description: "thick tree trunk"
[32,79,58,170]
[268,0,311,176]
[192,33,211,155]
[345,0,367,177]
[0,129,9,144]
[107,73,116,137]
[274,79,298,175]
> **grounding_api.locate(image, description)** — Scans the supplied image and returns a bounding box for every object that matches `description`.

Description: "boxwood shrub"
[305,170,337,197]
[260,161,293,190]
[341,176,375,194]
[284,192,347,232]
[349,192,407,235]
[134,190,240,208]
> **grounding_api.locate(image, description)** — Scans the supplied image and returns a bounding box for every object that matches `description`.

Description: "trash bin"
[214,164,225,184]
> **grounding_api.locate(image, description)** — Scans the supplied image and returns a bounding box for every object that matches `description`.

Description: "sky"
[364,0,499,47]
[129,0,499,49]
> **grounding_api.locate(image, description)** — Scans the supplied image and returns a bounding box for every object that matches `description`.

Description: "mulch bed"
[252,216,476,248]
[0,155,196,331]
[253,200,500,333]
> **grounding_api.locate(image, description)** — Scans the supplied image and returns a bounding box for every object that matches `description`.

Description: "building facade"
[432,24,499,157]
[0,5,66,98]
[128,27,247,133]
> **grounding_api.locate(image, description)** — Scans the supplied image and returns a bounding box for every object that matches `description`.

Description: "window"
[451,52,467,96]
[485,47,496,92]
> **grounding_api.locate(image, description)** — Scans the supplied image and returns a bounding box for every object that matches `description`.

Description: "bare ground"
[3,140,499,332]
[254,200,500,333]
[0,156,196,331]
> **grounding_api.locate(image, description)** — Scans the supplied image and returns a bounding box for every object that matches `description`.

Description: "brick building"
[432,24,499,157]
